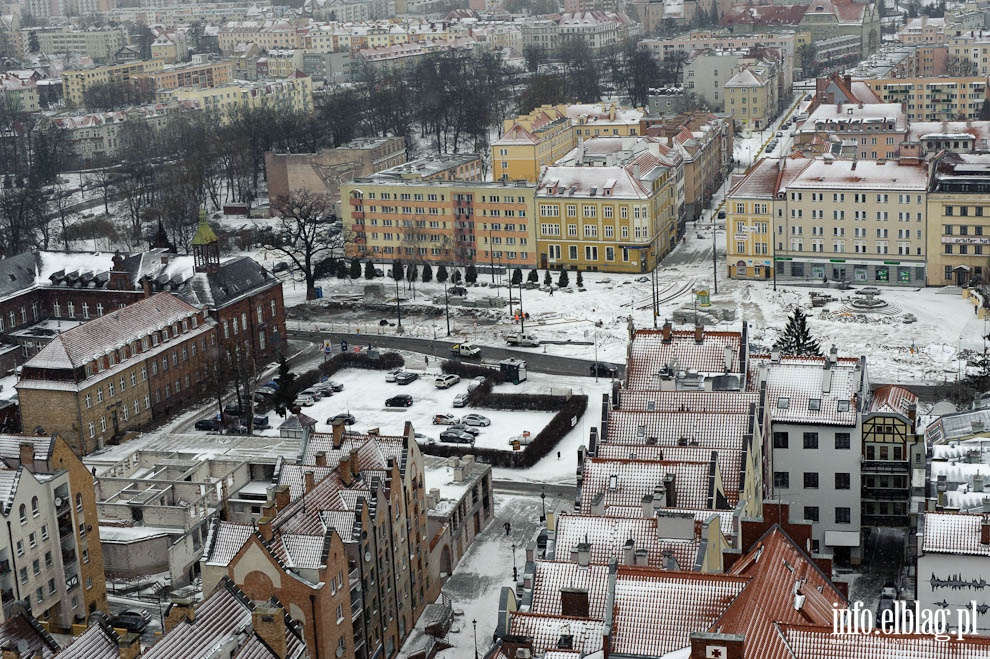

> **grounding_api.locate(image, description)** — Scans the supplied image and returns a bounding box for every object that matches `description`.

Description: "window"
[336,604,344,623]
[804,506,819,522]
[777,397,790,409]
[19,504,26,524]
[31,497,38,517]
[41,525,47,541]
[44,552,51,567]
[19,567,26,584]
[803,432,819,449]
[835,507,851,524]
[772,432,789,449]
[835,433,851,449]
[803,472,819,489]
[15,540,22,556]
[808,398,821,411]
[773,472,790,488]
[835,473,851,489]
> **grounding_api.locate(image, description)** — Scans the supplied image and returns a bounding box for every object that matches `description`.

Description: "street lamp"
[473,618,478,659]
[540,486,546,523]
[444,279,451,336]
[394,276,402,332]
[488,226,496,285]
[511,543,518,581]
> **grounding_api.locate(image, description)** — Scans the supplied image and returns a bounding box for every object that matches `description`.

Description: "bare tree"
[263,190,344,300]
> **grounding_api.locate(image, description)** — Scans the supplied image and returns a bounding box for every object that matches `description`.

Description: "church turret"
[191,219,220,274]
[108,250,129,290]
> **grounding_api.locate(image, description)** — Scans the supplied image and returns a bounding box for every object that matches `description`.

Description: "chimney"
[332,421,345,449]
[453,464,465,483]
[304,470,315,493]
[252,605,288,659]
[723,344,733,372]
[623,538,635,565]
[653,486,665,514]
[663,473,677,507]
[906,403,917,424]
[690,633,745,659]
[315,451,327,467]
[117,631,141,659]
[694,324,704,344]
[258,516,274,542]
[982,516,990,545]
[339,456,353,486]
[349,448,360,478]
[829,345,838,364]
[770,349,781,363]
[274,485,290,511]
[661,549,677,570]
[634,548,649,566]
[560,588,590,617]
[641,494,653,518]
[843,74,852,89]
[140,275,152,298]
[164,598,196,632]
[576,540,591,567]
[17,443,32,471]
[661,320,672,343]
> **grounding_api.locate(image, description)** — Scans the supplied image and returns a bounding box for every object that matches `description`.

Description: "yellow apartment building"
[724,63,778,131]
[535,149,677,273]
[492,102,644,182]
[160,75,313,122]
[63,60,165,108]
[861,76,988,122]
[927,152,990,285]
[142,61,234,92]
[725,157,789,280]
[341,180,539,268]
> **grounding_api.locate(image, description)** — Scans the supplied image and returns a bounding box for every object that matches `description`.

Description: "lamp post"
[473,618,478,659]
[489,226,496,284]
[511,543,518,581]
[594,329,599,383]
[518,279,525,332]
[394,277,403,332]
[444,279,451,336]
[712,211,719,295]
[540,486,546,523]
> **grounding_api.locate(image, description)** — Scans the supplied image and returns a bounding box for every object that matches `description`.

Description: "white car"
[453,393,469,408]
[385,368,403,383]
[297,395,315,407]
[435,374,461,389]
[461,413,491,427]
[467,376,487,392]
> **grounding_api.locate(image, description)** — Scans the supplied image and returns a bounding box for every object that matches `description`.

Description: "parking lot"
[254,368,555,451]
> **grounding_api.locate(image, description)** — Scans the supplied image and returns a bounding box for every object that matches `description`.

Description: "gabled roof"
[554,512,702,570]
[0,613,61,659]
[529,560,611,618]
[868,384,917,417]
[58,618,120,659]
[0,252,37,300]
[714,525,844,659]
[755,355,862,426]
[617,390,758,413]
[579,458,717,513]
[777,622,990,657]
[626,328,744,388]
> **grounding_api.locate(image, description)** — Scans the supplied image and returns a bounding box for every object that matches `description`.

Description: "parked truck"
[505,333,540,347]
[450,342,482,358]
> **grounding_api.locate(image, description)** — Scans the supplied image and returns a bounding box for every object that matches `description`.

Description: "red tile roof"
[529,561,611,618]
[627,329,743,388]
[580,458,716,513]
[618,390,758,413]
[777,622,990,657]
[604,410,752,449]
[869,384,918,417]
[554,513,702,570]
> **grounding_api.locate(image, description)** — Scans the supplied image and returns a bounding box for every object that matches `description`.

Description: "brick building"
[202,422,437,659]
[16,294,218,455]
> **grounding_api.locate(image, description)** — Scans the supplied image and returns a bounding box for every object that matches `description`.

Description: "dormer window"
[608,475,618,491]
[837,400,851,412]
[777,397,790,409]
[808,398,821,411]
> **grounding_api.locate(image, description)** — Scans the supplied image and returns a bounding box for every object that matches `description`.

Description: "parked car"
[440,429,475,444]
[195,418,220,431]
[385,368,403,383]
[386,394,414,407]
[880,582,898,600]
[716,209,726,219]
[448,424,480,436]
[255,386,277,398]
[776,131,783,137]
[328,413,357,426]
[448,286,468,296]
[272,261,290,273]
[297,395,315,407]
[433,413,460,425]
[590,362,618,377]
[461,413,491,427]
[414,433,435,445]
[467,376,487,392]
[314,381,335,395]
[252,415,270,430]
[223,404,244,417]
[324,380,344,392]
[110,611,149,634]
[453,393,469,408]
[435,374,461,389]
[451,342,482,358]
[225,424,249,435]
[300,387,323,400]
[395,371,420,385]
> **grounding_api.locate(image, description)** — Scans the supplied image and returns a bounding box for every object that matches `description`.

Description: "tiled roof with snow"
[802,103,906,132]
[58,620,119,659]
[778,622,990,658]
[908,121,990,144]
[537,165,656,200]
[785,158,929,191]
[203,520,256,567]
[610,568,748,656]
[868,384,917,417]
[603,410,751,450]
[510,614,604,654]
[0,434,54,465]
[727,157,812,199]
[22,293,206,371]
[0,614,60,659]
[273,533,326,569]
[595,444,743,503]
[617,390,758,413]
[529,561,611,617]
[579,458,716,513]
[755,356,862,426]
[627,328,744,388]
[300,432,406,474]
[554,513,701,570]
[724,67,766,88]
[922,511,990,556]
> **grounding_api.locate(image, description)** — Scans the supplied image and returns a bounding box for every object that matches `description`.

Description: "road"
[493,479,577,503]
[286,329,625,379]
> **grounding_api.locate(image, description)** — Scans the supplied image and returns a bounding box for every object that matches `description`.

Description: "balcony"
[862,460,909,474]
[862,487,909,501]
[62,547,76,565]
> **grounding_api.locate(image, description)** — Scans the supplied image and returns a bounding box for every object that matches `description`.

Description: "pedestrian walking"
[557,451,561,460]
[504,522,511,535]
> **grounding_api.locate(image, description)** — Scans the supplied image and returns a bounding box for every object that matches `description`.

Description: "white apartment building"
[761,351,868,563]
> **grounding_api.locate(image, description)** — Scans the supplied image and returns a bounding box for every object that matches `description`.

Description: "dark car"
[252,415,270,430]
[589,362,618,377]
[716,209,726,219]
[109,612,148,634]
[223,404,244,417]
[194,418,220,431]
[328,413,357,426]
[448,286,468,296]
[395,371,419,385]
[448,424,480,436]
[272,261,290,273]
[386,394,414,407]
[440,429,475,444]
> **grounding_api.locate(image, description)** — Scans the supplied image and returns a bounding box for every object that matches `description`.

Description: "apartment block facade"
[862,76,988,122]
[19,26,127,63]
[341,180,539,267]
[62,60,165,108]
[927,152,990,285]
[724,62,780,131]
[159,75,313,123]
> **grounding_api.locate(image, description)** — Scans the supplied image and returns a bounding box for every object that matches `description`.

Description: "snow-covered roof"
[553,512,702,570]
[922,511,990,556]
[579,458,715,513]
[604,410,752,451]
[617,390,759,413]
[785,158,929,191]
[626,327,744,388]
[802,103,906,132]
[778,622,990,657]
[756,356,863,426]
